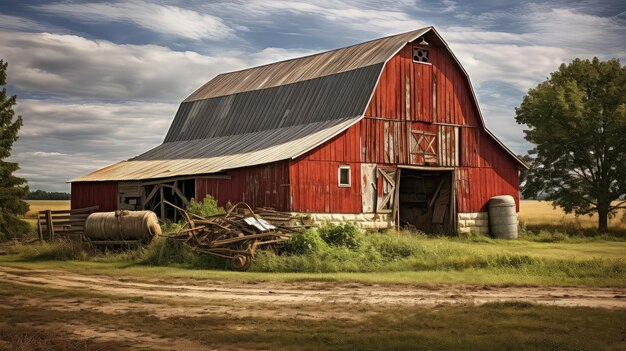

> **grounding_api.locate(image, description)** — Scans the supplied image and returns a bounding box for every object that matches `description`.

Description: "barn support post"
[159,186,165,221]
[391,168,401,229]
[450,170,457,234]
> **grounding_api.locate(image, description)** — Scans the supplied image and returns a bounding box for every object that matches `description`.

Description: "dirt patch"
[1,265,624,310]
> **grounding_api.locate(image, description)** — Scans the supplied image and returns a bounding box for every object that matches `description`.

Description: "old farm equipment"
[166,202,306,271]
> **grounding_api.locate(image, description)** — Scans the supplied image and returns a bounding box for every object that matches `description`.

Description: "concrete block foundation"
[457,212,489,234]
[297,211,518,236]
[305,213,391,230]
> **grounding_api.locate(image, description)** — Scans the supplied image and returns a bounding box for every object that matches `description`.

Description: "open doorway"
[143,178,195,222]
[398,168,455,234]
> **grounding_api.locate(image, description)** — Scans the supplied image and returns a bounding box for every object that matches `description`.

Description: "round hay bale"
[85,210,161,243]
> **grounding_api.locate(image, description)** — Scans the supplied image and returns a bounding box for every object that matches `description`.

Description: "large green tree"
[0,60,29,240]
[516,57,626,231]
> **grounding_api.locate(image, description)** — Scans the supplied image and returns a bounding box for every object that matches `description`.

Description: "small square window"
[338,165,351,187]
[412,47,429,64]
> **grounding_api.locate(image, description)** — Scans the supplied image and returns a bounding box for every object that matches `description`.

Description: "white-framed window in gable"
[412,47,430,64]
[338,165,351,187]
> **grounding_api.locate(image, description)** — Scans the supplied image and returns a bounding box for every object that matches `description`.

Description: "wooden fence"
[37,206,99,241]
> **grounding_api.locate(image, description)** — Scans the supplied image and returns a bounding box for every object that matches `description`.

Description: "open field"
[520,200,626,230]
[24,200,70,218]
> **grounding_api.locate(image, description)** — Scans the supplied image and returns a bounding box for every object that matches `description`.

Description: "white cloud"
[521,6,626,57]
[450,43,567,91]
[479,102,531,155]
[210,0,427,36]
[37,0,235,40]
[0,31,315,101]
[22,151,67,157]
[0,14,52,32]
[11,99,180,191]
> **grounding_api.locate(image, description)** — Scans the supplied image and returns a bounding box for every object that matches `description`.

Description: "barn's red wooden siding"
[196,161,291,211]
[71,181,118,211]
[290,125,363,213]
[365,45,480,127]
[290,160,362,213]
[290,40,520,214]
[455,134,520,212]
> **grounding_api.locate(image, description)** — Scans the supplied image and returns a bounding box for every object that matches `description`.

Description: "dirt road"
[1,265,624,309]
[1,265,625,350]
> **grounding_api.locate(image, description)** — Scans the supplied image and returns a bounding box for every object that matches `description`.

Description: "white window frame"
[338,165,351,187]
[412,47,432,65]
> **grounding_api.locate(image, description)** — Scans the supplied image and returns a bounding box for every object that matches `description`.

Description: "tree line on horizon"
[25,189,70,200]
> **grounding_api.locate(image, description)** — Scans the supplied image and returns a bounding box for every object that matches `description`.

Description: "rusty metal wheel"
[230,254,252,271]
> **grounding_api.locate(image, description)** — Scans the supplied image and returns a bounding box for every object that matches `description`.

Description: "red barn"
[71,27,526,234]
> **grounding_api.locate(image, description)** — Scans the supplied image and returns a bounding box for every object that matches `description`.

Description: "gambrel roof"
[72,27,525,182]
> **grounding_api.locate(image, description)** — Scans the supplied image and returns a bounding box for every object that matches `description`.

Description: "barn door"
[376,167,397,213]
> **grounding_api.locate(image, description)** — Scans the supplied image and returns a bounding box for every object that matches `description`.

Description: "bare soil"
[1,265,624,310]
[1,265,625,350]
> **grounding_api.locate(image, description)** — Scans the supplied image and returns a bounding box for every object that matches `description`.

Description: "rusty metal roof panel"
[184,27,431,101]
[70,117,361,181]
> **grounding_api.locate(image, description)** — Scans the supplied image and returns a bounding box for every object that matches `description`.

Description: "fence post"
[45,209,54,240]
[37,212,43,241]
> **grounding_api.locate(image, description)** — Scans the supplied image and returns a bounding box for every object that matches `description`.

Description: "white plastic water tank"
[488,195,518,239]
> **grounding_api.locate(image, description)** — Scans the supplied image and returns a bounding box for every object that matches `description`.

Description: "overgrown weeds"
[186,195,225,217]
[3,224,624,284]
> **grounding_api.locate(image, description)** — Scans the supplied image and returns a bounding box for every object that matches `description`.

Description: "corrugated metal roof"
[72,26,525,182]
[165,64,382,142]
[184,28,431,101]
[71,117,360,181]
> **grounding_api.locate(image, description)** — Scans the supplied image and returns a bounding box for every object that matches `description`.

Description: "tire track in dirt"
[1,265,624,309]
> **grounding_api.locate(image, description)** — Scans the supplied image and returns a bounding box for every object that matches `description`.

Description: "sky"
[0,0,624,192]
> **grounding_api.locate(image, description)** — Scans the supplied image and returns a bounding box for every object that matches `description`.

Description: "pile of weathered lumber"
[167,202,308,271]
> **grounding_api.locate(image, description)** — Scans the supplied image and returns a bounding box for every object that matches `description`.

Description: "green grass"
[0,281,624,351]
[1,231,624,287]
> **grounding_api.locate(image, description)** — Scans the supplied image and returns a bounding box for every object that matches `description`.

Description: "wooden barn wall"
[195,161,290,211]
[71,181,118,211]
[365,44,480,127]
[290,159,362,213]
[291,128,363,213]
[456,164,519,213]
[290,41,520,214]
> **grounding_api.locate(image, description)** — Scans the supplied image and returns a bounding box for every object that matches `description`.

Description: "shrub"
[318,223,362,249]
[284,229,328,255]
[160,222,184,234]
[0,216,32,241]
[187,195,225,218]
